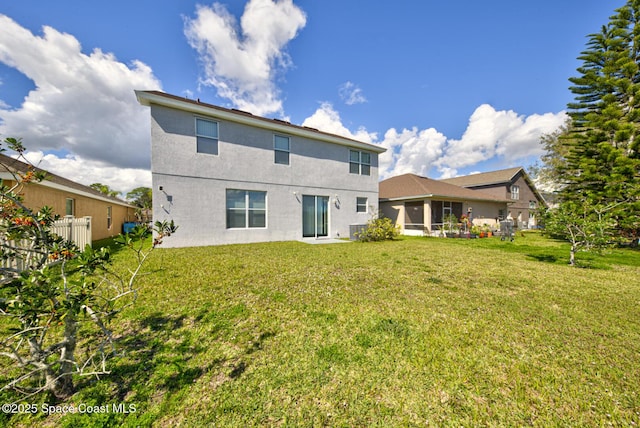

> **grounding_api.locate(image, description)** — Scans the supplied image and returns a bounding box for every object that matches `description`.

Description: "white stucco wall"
[147,104,381,247]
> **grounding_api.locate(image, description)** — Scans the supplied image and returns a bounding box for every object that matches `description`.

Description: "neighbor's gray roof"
[440,167,523,187]
[0,153,133,207]
[379,173,509,202]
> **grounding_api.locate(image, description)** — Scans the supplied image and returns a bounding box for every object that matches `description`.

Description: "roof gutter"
[381,194,510,203]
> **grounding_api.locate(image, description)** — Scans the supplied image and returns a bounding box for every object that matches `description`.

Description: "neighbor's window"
[196,118,219,155]
[349,150,371,175]
[356,197,368,213]
[65,198,75,216]
[511,185,520,200]
[226,190,267,229]
[274,135,290,165]
[529,200,537,209]
[107,206,112,230]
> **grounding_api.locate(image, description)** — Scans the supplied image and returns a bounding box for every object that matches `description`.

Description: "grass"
[1,232,639,426]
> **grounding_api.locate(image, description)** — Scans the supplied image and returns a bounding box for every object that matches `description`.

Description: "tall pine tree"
[562,0,640,242]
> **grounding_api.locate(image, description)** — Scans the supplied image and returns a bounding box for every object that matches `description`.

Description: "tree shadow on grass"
[526,253,558,263]
[74,311,274,412]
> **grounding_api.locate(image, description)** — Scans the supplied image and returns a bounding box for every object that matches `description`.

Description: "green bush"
[356,217,400,242]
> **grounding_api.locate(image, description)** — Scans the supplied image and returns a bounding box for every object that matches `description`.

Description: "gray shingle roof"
[380,173,509,202]
[440,167,523,187]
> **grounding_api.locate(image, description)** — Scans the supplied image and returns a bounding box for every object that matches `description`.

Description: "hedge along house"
[135,90,386,248]
[440,167,547,229]
[379,173,510,236]
[0,153,136,242]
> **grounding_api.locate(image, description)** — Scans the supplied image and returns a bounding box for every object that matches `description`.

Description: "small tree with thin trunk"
[542,200,620,266]
[0,138,177,400]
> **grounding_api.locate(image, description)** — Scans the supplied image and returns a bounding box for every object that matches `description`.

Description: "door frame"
[302,195,330,238]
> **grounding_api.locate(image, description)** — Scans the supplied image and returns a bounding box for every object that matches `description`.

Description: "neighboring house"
[440,167,547,228]
[379,173,509,236]
[135,90,386,247]
[0,153,136,242]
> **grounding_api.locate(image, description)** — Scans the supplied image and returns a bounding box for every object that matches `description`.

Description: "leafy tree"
[529,119,574,192]
[552,1,640,243]
[89,183,121,198]
[1,138,177,400]
[126,186,152,209]
[126,186,152,222]
[542,200,621,266]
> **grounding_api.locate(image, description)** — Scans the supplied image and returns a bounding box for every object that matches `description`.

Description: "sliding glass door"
[302,195,329,238]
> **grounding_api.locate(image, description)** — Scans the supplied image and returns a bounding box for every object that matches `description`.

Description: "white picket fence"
[51,216,92,249]
[1,216,92,283]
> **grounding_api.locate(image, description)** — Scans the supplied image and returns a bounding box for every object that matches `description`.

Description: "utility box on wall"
[349,224,368,241]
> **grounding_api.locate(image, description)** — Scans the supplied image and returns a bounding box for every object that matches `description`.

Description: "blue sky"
[0,0,618,193]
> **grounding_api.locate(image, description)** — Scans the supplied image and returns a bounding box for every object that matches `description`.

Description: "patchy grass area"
[2,232,639,426]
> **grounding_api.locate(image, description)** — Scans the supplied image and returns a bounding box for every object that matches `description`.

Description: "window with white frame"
[274,135,290,165]
[107,206,112,230]
[196,118,219,155]
[356,197,368,213]
[349,150,371,175]
[511,185,520,200]
[226,190,267,229]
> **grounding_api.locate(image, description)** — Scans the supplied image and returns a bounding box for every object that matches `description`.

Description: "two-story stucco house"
[135,91,386,247]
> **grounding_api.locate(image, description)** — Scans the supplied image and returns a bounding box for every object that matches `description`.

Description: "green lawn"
[2,232,640,426]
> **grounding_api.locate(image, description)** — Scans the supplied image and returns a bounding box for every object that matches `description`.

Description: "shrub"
[356,217,400,242]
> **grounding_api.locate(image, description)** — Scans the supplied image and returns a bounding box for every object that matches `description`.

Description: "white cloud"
[435,104,567,175]
[301,102,375,142]
[339,81,367,105]
[23,151,151,196]
[302,103,566,180]
[0,15,162,171]
[379,127,447,178]
[184,0,306,117]
[0,14,161,194]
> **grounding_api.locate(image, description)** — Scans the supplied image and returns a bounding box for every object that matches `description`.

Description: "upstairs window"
[349,150,371,175]
[196,118,218,155]
[274,135,290,165]
[511,185,520,200]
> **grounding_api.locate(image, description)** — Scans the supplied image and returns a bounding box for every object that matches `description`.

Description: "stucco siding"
[148,104,380,247]
[10,181,135,241]
[465,201,504,227]
[150,105,378,192]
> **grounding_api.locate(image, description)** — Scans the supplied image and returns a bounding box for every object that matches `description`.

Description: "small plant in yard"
[542,200,622,266]
[442,213,459,237]
[355,216,400,242]
[0,137,178,401]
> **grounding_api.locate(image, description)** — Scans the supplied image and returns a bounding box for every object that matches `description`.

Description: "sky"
[0,0,619,197]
